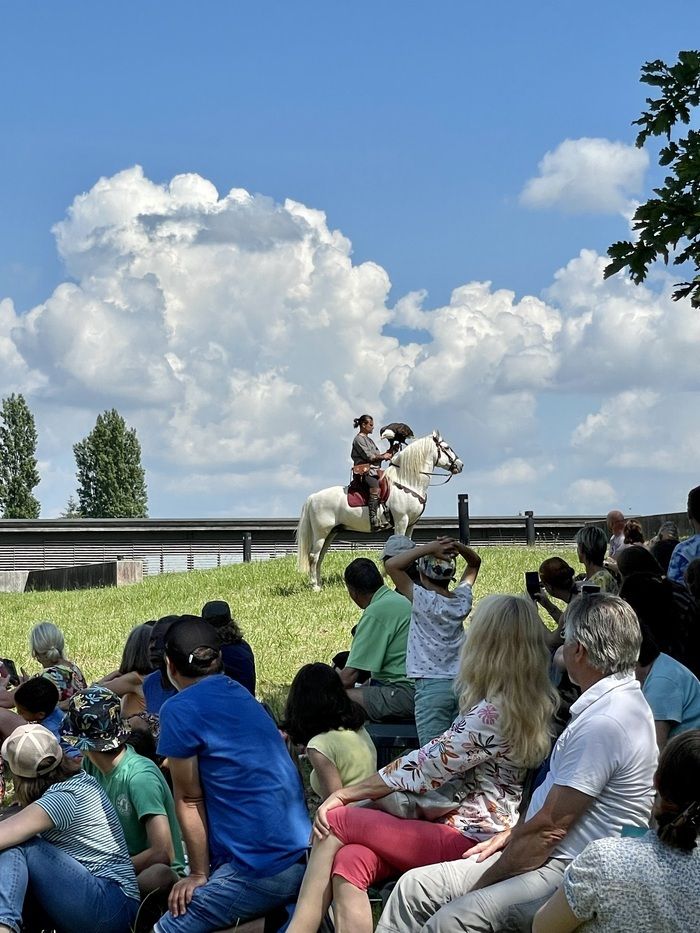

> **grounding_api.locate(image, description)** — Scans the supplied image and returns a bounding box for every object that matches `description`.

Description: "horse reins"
[390,435,460,505]
[420,435,461,485]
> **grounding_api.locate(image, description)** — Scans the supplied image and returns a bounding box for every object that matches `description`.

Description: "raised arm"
[0,676,16,710]
[97,670,144,698]
[0,707,23,741]
[532,592,567,649]
[451,541,481,586]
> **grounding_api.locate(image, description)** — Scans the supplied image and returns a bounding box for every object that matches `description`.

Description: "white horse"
[296,430,463,590]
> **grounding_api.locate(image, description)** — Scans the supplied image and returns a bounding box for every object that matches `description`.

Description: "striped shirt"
[34,770,139,901]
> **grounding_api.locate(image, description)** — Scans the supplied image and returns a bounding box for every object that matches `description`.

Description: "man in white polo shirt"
[375,594,658,933]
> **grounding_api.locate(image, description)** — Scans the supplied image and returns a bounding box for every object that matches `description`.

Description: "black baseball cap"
[201,600,232,628]
[165,617,221,665]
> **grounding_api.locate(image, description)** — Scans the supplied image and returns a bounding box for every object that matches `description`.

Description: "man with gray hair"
[606,509,626,559]
[375,594,657,933]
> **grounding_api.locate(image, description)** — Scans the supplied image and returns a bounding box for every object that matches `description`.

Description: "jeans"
[155,857,306,933]
[0,837,139,933]
[414,678,459,746]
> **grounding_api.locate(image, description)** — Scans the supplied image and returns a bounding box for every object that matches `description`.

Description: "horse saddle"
[346,474,390,508]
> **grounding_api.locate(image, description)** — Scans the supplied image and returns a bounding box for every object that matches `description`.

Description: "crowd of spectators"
[0,483,699,932]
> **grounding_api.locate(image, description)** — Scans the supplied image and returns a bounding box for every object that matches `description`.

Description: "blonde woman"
[287,595,558,933]
[30,622,87,710]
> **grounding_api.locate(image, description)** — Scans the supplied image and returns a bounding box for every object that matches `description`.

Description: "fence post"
[242,532,252,563]
[524,510,535,546]
[458,494,470,545]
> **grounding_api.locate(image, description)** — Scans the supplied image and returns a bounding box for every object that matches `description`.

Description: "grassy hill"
[0,547,576,705]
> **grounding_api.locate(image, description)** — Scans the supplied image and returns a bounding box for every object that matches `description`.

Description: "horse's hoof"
[312,584,322,593]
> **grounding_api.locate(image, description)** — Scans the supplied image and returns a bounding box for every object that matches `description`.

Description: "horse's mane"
[384,434,433,490]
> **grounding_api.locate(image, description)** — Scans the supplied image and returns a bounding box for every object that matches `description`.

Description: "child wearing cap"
[64,686,186,900]
[0,722,139,933]
[385,536,481,745]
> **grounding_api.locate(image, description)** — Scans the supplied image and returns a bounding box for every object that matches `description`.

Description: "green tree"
[0,393,40,519]
[61,495,83,519]
[74,409,148,518]
[605,50,700,305]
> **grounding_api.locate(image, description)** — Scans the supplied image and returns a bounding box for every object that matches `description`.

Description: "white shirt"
[526,673,657,860]
[608,532,625,558]
[564,831,700,932]
[406,582,473,678]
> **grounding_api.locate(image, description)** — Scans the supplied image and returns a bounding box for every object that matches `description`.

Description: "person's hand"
[536,591,556,611]
[19,668,30,684]
[168,873,208,916]
[313,790,346,840]
[463,828,511,861]
[431,537,457,559]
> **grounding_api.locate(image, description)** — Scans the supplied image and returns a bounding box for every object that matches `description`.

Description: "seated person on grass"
[104,617,182,740]
[282,662,377,800]
[65,686,186,898]
[634,618,700,751]
[385,536,481,745]
[201,600,256,695]
[13,677,81,761]
[29,620,87,710]
[0,722,139,933]
[339,558,414,722]
[376,594,658,933]
[100,622,156,718]
[153,617,310,933]
[533,730,700,933]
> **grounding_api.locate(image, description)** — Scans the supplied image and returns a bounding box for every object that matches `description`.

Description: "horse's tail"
[296,497,313,574]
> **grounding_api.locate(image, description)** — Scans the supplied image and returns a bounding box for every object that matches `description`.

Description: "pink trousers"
[327,805,476,890]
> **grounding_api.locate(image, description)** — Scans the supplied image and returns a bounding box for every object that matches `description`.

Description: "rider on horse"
[351,414,392,531]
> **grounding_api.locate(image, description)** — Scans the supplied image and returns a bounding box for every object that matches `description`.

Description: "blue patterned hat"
[417,555,456,581]
[64,686,132,752]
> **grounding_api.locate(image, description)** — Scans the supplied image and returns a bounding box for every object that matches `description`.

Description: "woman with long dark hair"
[282,663,376,800]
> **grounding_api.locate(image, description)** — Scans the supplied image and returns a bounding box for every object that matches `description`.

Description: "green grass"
[0,547,577,704]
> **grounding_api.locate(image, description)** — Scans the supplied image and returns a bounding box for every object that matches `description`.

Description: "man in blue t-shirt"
[154,617,310,933]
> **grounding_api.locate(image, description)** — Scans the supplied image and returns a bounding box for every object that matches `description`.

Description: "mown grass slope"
[0,547,577,701]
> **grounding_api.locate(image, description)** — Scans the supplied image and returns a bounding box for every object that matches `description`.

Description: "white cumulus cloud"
[1,166,699,519]
[520,137,649,214]
[567,478,618,511]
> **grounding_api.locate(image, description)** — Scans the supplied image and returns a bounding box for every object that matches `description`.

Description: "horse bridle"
[420,434,460,486]
[389,435,460,506]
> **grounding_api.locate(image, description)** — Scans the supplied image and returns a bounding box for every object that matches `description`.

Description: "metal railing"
[0,510,688,576]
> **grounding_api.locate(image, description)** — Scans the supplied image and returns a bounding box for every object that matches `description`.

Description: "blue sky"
[1,2,699,518]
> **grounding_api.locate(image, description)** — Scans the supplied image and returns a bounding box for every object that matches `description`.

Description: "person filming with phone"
[526,560,579,650]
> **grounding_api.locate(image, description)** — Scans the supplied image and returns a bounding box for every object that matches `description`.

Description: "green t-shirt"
[346,585,412,684]
[83,745,186,876]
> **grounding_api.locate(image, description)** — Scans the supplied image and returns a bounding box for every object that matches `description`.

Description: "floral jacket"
[379,699,526,840]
